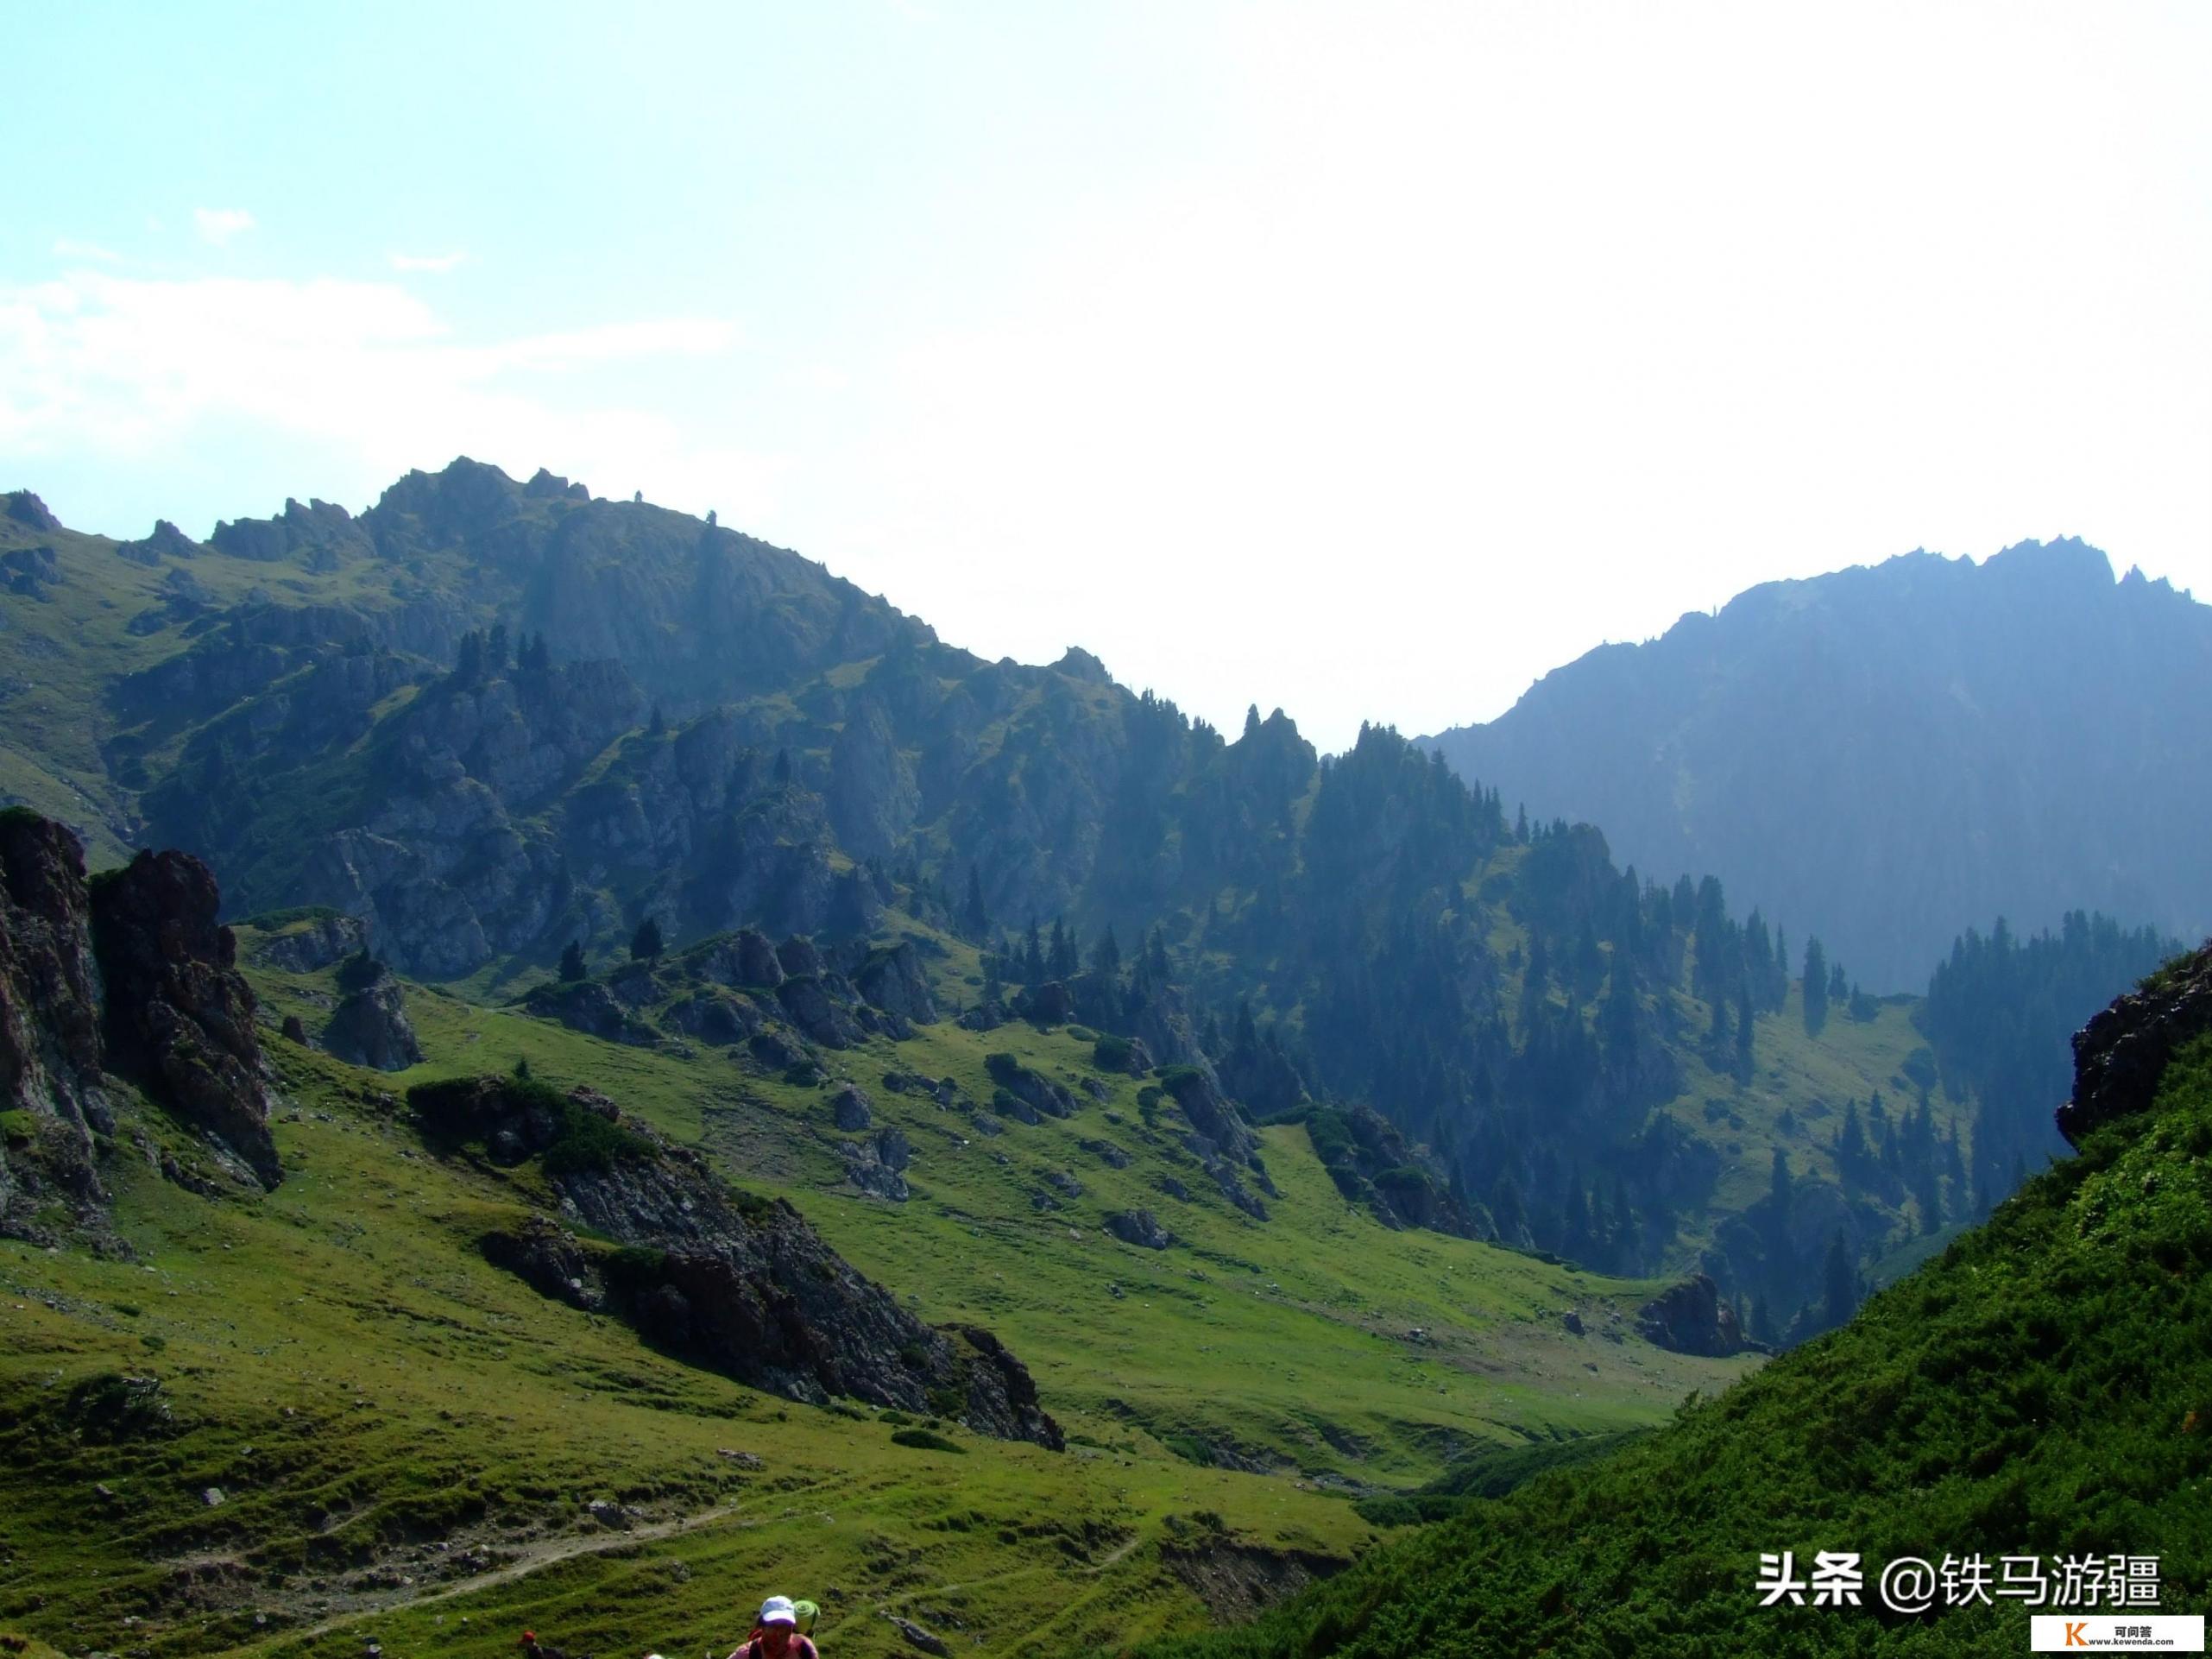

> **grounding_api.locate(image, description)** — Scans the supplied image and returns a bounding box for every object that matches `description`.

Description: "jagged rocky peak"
[366,455,536,552]
[523,466,591,501]
[2058,941,2212,1147]
[209,496,375,566]
[3,490,62,533]
[89,846,283,1189]
[416,1073,1062,1447]
[114,519,205,565]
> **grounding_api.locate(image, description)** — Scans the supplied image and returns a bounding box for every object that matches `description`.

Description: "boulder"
[523,980,660,1048]
[1106,1209,1175,1250]
[778,975,864,1049]
[830,1084,873,1132]
[1635,1274,1747,1356]
[696,928,785,989]
[839,1136,909,1202]
[984,1052,1078,1120]
[853,942,938,1024]
[661,989,764,1046]
[747,1028,807,1071]
[321,965,424,1071]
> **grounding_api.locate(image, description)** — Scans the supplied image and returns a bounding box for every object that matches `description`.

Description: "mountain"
[1419,540,2212,992]
[0,811,1752,1657]
[0,466,2174,1329]
[1142,944,2212,1656]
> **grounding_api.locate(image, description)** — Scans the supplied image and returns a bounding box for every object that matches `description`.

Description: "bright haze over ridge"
[3,1,2208,750]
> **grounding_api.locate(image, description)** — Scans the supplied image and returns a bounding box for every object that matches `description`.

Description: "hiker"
[728,1596,819,1659]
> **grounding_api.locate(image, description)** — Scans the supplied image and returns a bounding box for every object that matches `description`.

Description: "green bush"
[890,1428,965,1454]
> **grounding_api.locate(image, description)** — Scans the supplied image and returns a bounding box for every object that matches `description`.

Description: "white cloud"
[51,238,120,263]
[193,207,255,246]
[0,270,772,526]
[388,250,469,274]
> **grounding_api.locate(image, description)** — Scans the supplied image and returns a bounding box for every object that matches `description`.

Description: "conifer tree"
[1802,937,1829,1035]
[630,917,664,961]
[961,865,989,940]
[558,939,587,981]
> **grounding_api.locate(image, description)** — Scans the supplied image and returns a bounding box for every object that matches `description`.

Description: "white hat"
[759,1598,797,1628]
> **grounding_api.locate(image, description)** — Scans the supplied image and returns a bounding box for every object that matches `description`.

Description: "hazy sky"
[4,2,2206,750]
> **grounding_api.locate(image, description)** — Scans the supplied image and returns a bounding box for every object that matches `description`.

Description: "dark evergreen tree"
[773,747,792,785]
[961,864,989,940]
[630,917,664,961]
[1048,918,1079,981]
[558,939,587,981]
[1802,936,1829,1035]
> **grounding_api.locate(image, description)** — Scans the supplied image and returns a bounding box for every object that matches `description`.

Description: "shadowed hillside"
[1421,541,2212,991]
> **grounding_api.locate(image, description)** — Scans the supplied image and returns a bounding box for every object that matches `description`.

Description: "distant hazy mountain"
[1421,539,2212,990]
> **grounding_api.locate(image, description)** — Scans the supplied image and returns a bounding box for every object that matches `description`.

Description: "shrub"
[890,1428,965,1454]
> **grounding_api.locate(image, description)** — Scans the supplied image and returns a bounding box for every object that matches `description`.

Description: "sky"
[3,0,2207,751]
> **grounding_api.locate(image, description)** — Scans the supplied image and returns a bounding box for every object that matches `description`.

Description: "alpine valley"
[0,463,2202,1658]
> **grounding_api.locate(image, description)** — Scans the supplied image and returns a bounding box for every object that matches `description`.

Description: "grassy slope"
[0,514,419,863]
[0,942,1748,1659]
[1140,1036,2212,1658]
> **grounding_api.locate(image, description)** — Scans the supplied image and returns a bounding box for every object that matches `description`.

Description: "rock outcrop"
[419,1075,1059,1446]
[0,811,112,1237]
[251,911,366,973]
[1106,1208,1175,1250]
[2058,943,2212,1148]
[1158,1065,1271,1219]
[89,848,283,1189]
[1635,1273,1749,1357]
[522,979,661,1047]
[115,519,205,565]
[3,814,286,1230]
[985,1052,1078,1120]
[321,962,424,1071]
[851,941,937,1025]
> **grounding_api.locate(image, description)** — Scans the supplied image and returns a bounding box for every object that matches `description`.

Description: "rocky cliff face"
[89,848,283,1189]
[3,813,284,1231]
[2058,942,2212,1147]
[417,1075,1061,1447]
[0,811,112,1238]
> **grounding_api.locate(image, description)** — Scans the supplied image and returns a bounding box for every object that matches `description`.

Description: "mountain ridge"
[1420,538,2212,991]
